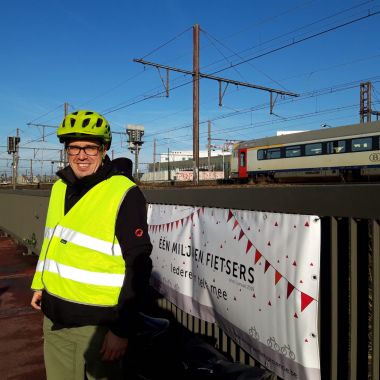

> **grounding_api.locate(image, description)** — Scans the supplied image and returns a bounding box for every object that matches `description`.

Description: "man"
[30,110,153,379]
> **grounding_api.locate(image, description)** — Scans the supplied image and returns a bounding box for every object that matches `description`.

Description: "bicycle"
[124,312,273,380]
[280,344,296,361]
[266,336,280,352]
[123,312,173,379]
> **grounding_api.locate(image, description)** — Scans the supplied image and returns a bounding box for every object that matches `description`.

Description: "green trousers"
[43,317,123,380]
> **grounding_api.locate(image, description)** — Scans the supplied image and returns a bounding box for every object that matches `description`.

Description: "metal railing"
[153,216,379,380]
[142,185,380,380]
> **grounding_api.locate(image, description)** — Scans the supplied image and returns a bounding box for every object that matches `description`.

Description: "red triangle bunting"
[264,260,270,273]
[287,283,295,298]
[227,210,234,222]
[275,270,282,285]
[238,229,245,241]
[232,220,239,230]
[254,249,262,264]
[246,240,253,254]
[301,292,314,312]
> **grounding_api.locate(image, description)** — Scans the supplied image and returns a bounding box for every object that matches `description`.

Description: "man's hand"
[31,290,42,310]
[100,330,129,361]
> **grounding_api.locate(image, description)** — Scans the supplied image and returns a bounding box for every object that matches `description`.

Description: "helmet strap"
[101,144,106,160]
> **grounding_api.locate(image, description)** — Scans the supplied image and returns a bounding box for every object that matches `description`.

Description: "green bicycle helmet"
[57,110,112,148]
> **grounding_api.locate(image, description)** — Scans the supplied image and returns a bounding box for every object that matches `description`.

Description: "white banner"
[147,204,321,380]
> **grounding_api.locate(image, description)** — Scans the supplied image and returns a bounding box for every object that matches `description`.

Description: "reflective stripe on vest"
[44,225,122,256]
[44,227,53,240]
[44,258,124,287]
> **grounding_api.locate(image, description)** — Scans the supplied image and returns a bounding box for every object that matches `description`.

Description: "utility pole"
[15,129,19,190]
[153,139,157,182]
[30,159,33,183]
[167,148,171,181]
[193,24,200,184]
[57,149,63,171]
[133,24,298,185]
[208,120,211,171]
[360,82,380,123]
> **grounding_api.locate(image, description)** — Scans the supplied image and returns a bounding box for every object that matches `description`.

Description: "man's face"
[66,139,105,179]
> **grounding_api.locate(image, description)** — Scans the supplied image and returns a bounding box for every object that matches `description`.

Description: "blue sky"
[1,0,380,176]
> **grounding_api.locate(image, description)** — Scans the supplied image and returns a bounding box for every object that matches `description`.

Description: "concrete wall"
[1,184,379,254]
[0,190,50,254]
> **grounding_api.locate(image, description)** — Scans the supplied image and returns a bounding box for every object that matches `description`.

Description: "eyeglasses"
[66,145,102,156]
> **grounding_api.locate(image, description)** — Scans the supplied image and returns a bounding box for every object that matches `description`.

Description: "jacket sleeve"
[110,185,153,337]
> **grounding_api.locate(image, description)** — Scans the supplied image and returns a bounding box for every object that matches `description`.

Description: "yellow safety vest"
[31,175,136,307]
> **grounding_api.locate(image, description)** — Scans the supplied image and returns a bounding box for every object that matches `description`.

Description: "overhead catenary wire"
[17,74,380,154]
[141,26,193,60]
[207,9,380,78]
[25,3,379,128]
[24,2,379,130]
[142,76,380,140]
[100,7,380,117]
[17,75,379,158]
[203,0,375,74]
[27,104,65,124]
[202,28,288,92]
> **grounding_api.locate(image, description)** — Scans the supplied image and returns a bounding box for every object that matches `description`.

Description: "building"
[141,149,231,182]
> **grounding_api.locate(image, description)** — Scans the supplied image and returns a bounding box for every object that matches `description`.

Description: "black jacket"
[41,156,153,338]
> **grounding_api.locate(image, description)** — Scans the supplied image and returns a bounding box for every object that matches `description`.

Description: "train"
[230,120,380,182]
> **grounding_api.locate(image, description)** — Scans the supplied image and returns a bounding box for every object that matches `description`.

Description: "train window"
[285,145,301,158]
[327,140,346,154]
[351,137,372,152]
[305,143,322,156]
[266,148,281,159]
[257,150,265,160]
[239,152,246,167]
